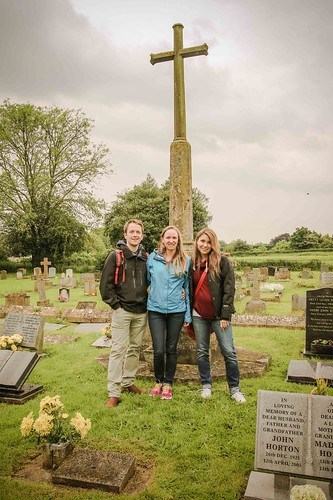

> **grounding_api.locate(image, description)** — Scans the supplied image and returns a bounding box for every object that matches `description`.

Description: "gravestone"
[66,269,73,278]
[79,273,95,282]
[76,302,97,310]
[52,448,136,493]
[48,267,56,278]
[287,359,333,386]
[244,390,333,499]
[3,311,45,353]
[84,280,97,296]
[291,294,306,312]
[267,266,276,277]
[36,279,52,307]
[259,267,268,280]
[299,268,312,279]
[274,268,291,280]
[34,267,42,278]
[319,272,333,287]
[17,267,26,275]
[59,277,77,288]
[5,292,30,307]
[16,270,23,280]
[58,288,70,302]
[304,288,333,357]
[1,270,7,279]
[40,257,51,279]
[245,268,267,314]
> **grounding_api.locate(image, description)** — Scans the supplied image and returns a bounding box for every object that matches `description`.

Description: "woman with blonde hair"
[192,228,245,402]
[147,225,191,400]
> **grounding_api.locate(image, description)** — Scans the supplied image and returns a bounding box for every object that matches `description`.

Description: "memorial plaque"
[305,288,333,353]
[255,390,333,480]
[0,351,40,390]
[3,312,45,353]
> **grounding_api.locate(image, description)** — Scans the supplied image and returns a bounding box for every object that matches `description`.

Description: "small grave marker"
[1,270,7,279]
[40,257,51,279]
[48,267,56,278]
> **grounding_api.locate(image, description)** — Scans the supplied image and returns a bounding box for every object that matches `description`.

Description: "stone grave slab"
[44,334,80,345]
[52,448,136,493]
[0,350,40,390]
[73,323,110,334]
[44,323,66,331]
[0,383,44,404]
[4,311,45,353]
[305,288,333,356]
[287,360,333,386]
[91,336,112,348]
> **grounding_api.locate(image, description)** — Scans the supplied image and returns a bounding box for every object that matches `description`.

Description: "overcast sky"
[1,0,332,243]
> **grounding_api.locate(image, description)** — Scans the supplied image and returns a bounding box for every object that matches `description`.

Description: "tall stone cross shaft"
[150,24,208,248]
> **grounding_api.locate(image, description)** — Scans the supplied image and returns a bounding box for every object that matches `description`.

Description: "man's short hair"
[123,219,144,234]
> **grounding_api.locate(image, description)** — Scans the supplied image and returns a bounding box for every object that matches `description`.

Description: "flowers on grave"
[102,324,112,338]
[0,333,23,351]
[20,395,91,445]
[311,377,329,396]
[290,484,326,500]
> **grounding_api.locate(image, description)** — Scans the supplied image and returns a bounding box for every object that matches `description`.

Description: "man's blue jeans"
[193,316,240,395]
[148,311,185,385]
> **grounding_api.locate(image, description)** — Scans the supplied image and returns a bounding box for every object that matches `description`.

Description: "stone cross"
[40,257,51,279]
[150,24,208,250]
[250,268,261,301]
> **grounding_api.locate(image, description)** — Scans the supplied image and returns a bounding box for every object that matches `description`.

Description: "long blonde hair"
[159,225,188,275]
[194,228,221,279]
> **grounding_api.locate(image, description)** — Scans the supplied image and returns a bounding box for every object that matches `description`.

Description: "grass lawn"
[0,273,332,499]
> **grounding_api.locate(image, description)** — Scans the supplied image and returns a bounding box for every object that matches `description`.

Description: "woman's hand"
[220,320,229,330]
[184,322,190,327]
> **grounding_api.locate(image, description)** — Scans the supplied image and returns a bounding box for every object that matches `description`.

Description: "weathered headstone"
[79,273,95,282]
[84,280,97,296]
[76,301,97,310]
[244,390,333,499]
[4,292,30,307]
[40,257,51,279]
[260,267,269,280]
[245,268,267,314]
[59,277,77,288]
[34,267,42,278]
[58,288,70,302]
[1,270,7,279]
[274,268,291,280]
[267,266,276,277]
[305,288,333,356]
[291,294,306,312]
[299,268,312,279]
[16,270,23,280]
[319,272,333,287]
[65,269,73,278]
[36,279,52,307]
[3,311,45,353]
[48,267,56,278]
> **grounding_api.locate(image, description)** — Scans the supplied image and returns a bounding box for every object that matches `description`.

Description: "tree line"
[0,101,331,271]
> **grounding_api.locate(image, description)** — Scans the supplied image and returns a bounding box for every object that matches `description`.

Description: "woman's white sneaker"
[201,388,212,399]
[231,392,246,403]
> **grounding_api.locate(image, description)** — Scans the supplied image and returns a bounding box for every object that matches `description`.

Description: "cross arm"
[150,50,175,65]
[179,43,209,59]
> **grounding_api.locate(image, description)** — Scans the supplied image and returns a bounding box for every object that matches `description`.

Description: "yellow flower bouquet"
[0,333,23,350]
[20,395,91,445]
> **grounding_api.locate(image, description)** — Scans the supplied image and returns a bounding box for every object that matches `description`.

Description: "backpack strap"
[114,249,125,285]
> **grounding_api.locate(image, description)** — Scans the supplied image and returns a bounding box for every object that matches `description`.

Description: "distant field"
[232,251,333,270]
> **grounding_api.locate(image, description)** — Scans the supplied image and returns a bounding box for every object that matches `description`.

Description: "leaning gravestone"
[244,390,333,499]
[304,288,333,357]
[3,311,45,354]
[0,312,45,404]
[5,292,30,307]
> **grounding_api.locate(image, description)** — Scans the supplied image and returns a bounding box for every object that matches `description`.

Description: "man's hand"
[220,320,229,330]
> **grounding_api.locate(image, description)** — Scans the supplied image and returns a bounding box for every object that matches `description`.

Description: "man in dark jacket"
[100,219,148,407]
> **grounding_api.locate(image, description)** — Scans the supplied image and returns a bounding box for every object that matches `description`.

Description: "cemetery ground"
[0,271,332,499]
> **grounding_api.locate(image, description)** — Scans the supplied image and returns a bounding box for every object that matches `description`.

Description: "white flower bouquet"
[20,395,91,444]
[290,484,327,500]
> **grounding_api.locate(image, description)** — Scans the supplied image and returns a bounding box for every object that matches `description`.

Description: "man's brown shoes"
[121,384,146,394]
[105,397,120,408]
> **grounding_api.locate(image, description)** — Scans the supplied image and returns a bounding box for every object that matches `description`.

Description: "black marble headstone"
[305,287,333,354]
[0,350,40,390]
